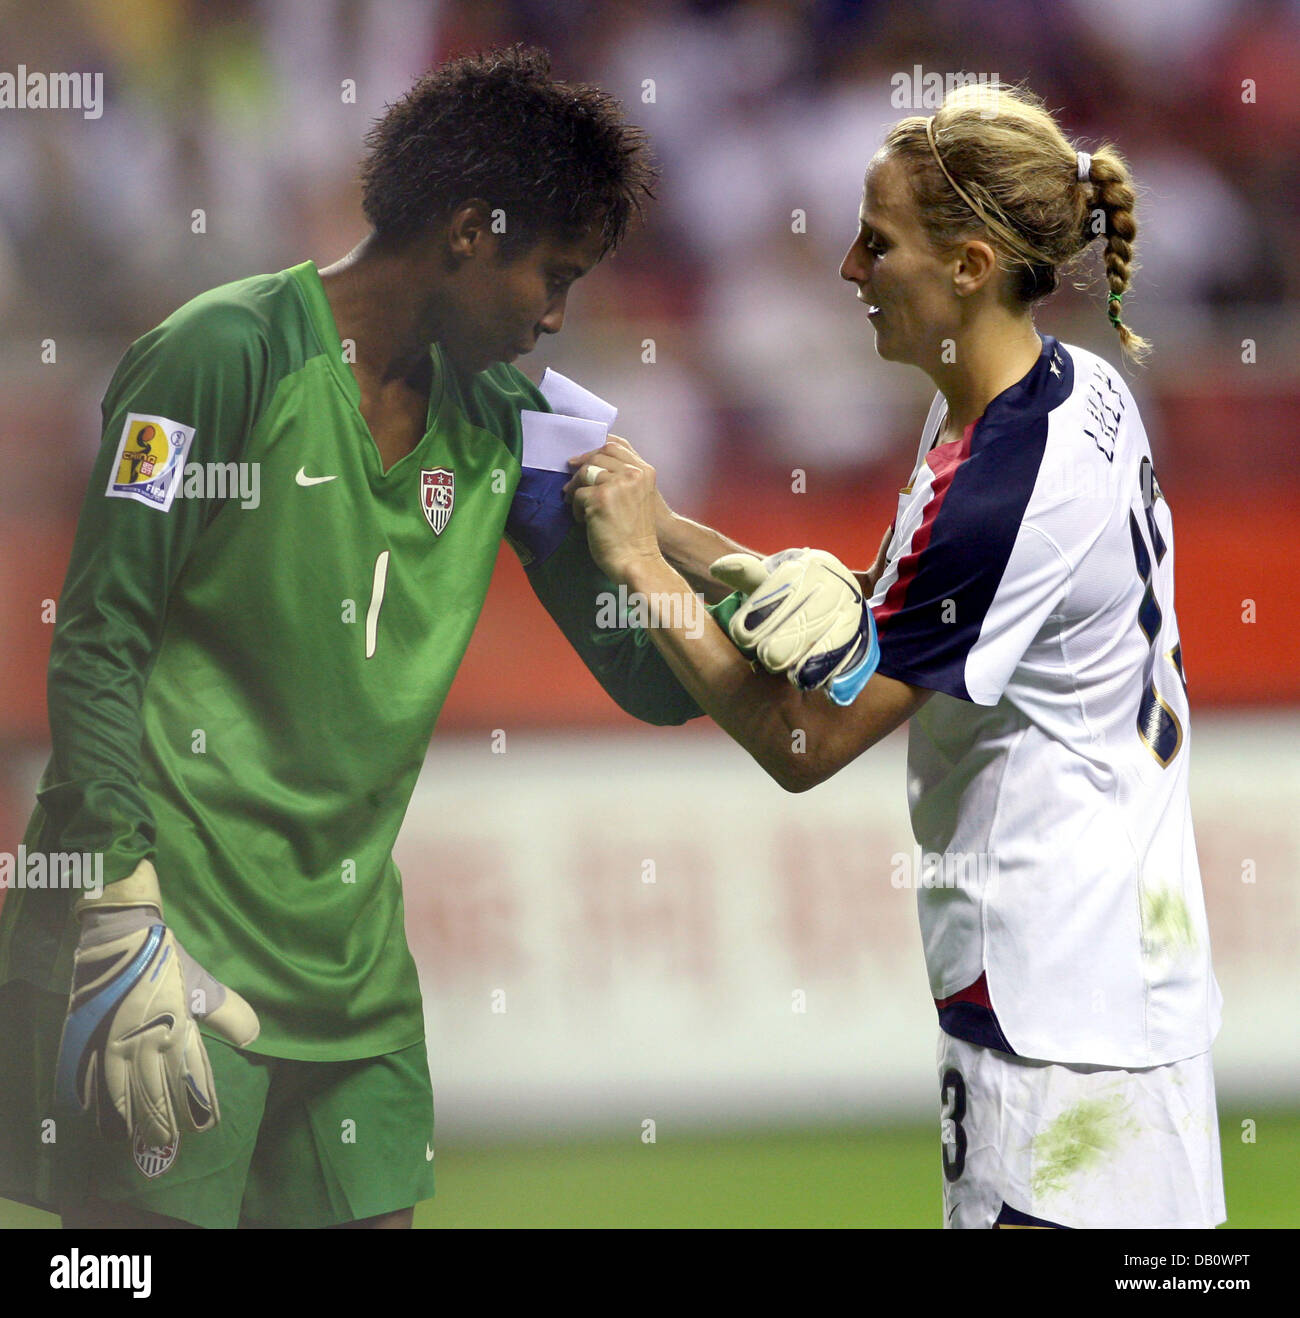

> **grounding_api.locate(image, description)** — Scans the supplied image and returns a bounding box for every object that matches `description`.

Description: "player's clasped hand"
[563,435,664,582]
[711,548,881,706]
[56,859,260,1150]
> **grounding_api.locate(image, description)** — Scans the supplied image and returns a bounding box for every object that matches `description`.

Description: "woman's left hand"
[563,435,665,583]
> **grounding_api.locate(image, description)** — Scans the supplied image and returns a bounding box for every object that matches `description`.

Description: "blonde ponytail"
[1083,145,1150,360]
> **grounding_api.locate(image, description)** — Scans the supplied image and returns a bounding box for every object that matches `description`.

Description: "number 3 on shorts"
[940,1067,967,1182]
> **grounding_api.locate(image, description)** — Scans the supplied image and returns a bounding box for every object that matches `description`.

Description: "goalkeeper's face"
[439,222,605,375]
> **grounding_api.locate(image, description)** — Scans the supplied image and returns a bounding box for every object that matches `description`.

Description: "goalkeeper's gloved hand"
[55,859,260,1148]
[710,547,880,706]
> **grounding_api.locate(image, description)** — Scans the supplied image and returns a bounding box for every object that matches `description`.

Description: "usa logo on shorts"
[132,1133,178,1179]
[421,468,454,535]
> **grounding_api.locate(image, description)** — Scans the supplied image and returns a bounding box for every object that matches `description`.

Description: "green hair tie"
[1107,292,1124,326]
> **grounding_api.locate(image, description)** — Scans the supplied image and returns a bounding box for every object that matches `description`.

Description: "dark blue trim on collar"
[969,335,1073,457]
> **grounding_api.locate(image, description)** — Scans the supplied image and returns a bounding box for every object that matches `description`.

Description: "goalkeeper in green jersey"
[0,46,825,1231]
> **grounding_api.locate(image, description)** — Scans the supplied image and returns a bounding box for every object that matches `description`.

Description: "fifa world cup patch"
[421,467,454,535]
[105,412,195,511]
[132,1132,179,1179]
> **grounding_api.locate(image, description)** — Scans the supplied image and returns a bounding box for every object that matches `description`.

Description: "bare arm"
[568,439,931,791]
[654,505,764,603]
[620,555,931,791]
[662,507,890,606]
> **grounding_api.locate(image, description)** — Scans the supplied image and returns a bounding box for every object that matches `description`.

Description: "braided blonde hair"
[880,81,1150,361]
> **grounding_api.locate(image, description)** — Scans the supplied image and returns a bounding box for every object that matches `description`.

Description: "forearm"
[41,635,158,881]
[657,506,764,603]
[569,439,925,771]
[658,505,888,604]
[621,554,851,790]
[36,507,169,881]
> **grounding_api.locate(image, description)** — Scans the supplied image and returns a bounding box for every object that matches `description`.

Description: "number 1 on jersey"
[365,550,390,659]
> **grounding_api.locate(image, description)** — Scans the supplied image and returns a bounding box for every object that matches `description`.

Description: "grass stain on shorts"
[1031,1093,1135,1199]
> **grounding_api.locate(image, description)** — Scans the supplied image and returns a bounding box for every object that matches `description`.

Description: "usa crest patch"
[421,467,454,535]
[132,1132,178,1178]
[106,412,194,512]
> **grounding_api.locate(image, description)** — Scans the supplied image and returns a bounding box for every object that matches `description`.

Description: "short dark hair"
[360,45,656,257]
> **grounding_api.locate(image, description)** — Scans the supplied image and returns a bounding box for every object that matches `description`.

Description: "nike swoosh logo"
[296,468,337,486]
[119,1013,176,1040]
[425,1143,436,1162]
[826,565,864,604]
[744,583,792,627]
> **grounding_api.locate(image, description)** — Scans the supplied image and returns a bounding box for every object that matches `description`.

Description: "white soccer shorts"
[937,1032,1226,1229]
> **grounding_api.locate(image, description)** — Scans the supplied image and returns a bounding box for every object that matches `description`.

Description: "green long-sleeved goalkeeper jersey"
[0,260,705,1060]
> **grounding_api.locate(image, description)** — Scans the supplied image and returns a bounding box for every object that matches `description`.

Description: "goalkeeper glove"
[710,547,880,706]
[55,859,259,1148]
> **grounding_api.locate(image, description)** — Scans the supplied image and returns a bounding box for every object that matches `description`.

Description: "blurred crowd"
[1,0,1297,510]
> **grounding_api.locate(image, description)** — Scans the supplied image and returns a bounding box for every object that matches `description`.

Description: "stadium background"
[0,0,1296,1227]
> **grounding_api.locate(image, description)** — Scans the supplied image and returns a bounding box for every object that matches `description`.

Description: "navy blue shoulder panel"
[874,338,1071,700]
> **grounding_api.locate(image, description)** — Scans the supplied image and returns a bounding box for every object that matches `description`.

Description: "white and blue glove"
[56,859,260,1148]
[710,548,880,706]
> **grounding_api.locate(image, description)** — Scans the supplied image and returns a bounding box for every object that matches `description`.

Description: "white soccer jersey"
[869,335,1221,1067]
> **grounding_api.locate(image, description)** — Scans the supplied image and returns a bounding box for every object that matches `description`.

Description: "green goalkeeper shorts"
[0,979,437,1228]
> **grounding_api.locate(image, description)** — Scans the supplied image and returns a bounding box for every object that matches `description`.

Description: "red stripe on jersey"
[874,421,976,630]
[934,970,992,1010]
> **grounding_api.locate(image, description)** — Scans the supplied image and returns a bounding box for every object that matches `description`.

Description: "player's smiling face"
[840,153,966,369]
[440,223,604,375]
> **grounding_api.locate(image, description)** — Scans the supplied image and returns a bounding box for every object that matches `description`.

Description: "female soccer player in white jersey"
[567,81,1224,1229]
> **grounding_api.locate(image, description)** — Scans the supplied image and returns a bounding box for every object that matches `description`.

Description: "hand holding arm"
[570,440,931,789]
[563,436,762,603]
